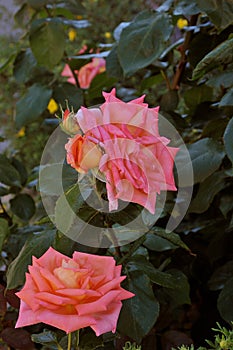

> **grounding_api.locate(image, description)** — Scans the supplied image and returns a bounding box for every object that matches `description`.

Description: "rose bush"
[15,247,134,335]
[65,89,179,213]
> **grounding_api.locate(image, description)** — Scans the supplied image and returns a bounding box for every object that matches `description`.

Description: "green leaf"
[224,117,233,165]
[79,330,104,350]
[27,0,48,9]
[140,74,163,91]
[39,163,78,196]
[162,269,191,307]
[54,183,85,234]
[206,71,233,89]
[196,0,233,30]
[156,0,173,12]
[14,3,31,28]
[192,38,233,80]
[11,158,28,186]
[202,119,228,139]
[118,11,173,76]
[219,87,233,107]
[208,261,233,291]
[0,52,17,72]
[57,0,86,15]
[111,226,146,246]
[88,72,117,100]
[149,227,190,252]
[219,194,233,218]
[29,19,65,69]
[0,185,10,196]
[0,155,21,187]
[184,85,214,113]
[217,277,233,324]
[187,138,225,183]
[106,44,124,79]
[118,272,159,343]
[160,90,179,112]
[189,172,226,214]
[53,231,76,256]
[13,49,37,83]
[0,219,9,252]
[174,0,200,15]
[15,83,52,128]
[31,330,59,348]
[53,83,83,110]
[144,232,177,251]
[127,256,178,288]
[6,229,56,289]
[10,194,36,221]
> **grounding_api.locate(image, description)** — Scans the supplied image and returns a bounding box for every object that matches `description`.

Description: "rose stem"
[67,332,72,350]
[76,330,80,349]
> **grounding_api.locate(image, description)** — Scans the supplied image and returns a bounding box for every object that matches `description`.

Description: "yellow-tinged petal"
[47,99,58,114]
[16,127,25,138]
[68,28,77,42]
[104,32,112,39]
[177,18,188,29]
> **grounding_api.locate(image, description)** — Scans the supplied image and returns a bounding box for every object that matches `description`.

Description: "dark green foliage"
[0,0,233,349]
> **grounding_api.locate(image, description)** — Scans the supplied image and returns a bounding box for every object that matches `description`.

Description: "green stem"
[118,234,146,265]
[67,333,72,350]
[76,329,80,349]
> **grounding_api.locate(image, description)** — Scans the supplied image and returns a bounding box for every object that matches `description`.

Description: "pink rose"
[61,64,77,85]
[61,58,106,89]
[78,58,106,89]
[65,133,102,173]
[66,89,178,214]
[15,247,134,335]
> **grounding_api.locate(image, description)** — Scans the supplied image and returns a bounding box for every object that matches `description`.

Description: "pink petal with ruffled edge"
[90,302,122,336]
[72,251,116,280]
[33,308,97,334]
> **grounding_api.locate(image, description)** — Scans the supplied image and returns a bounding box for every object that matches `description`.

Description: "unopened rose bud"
[65,134,102,173]
[61,108,80,135]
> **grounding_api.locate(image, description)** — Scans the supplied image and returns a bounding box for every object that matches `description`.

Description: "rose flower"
[61,58,106,89]
[65,89,179,214]
[15,247,134,335]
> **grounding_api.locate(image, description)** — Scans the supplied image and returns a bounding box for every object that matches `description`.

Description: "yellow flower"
[219,340,228,349]
[16,127,25,138]
[76,15,83,20]
[47,99,58,114]
[177,18,188,29]
[104,32,112,39]
[68,28,77,42]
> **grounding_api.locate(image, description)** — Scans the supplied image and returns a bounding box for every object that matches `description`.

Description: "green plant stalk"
[67,333,72,350]
[57,344,64,350]
[76,329,80,349]
[118,234,146,265]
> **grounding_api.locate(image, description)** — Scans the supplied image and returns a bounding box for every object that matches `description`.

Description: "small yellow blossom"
[219,340,228,349]
[47,99,59,114]
[76,15,83,20]
[104,32,112,39]
[16,127,25,138]
[177,18,188,29]
[68,28,77,41]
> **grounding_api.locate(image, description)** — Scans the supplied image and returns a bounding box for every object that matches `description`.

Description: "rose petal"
[73,251,116,280]
[90,301,122,336]
[35,309,97,334]
[76,290,121,316]
[15,301,39,328]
